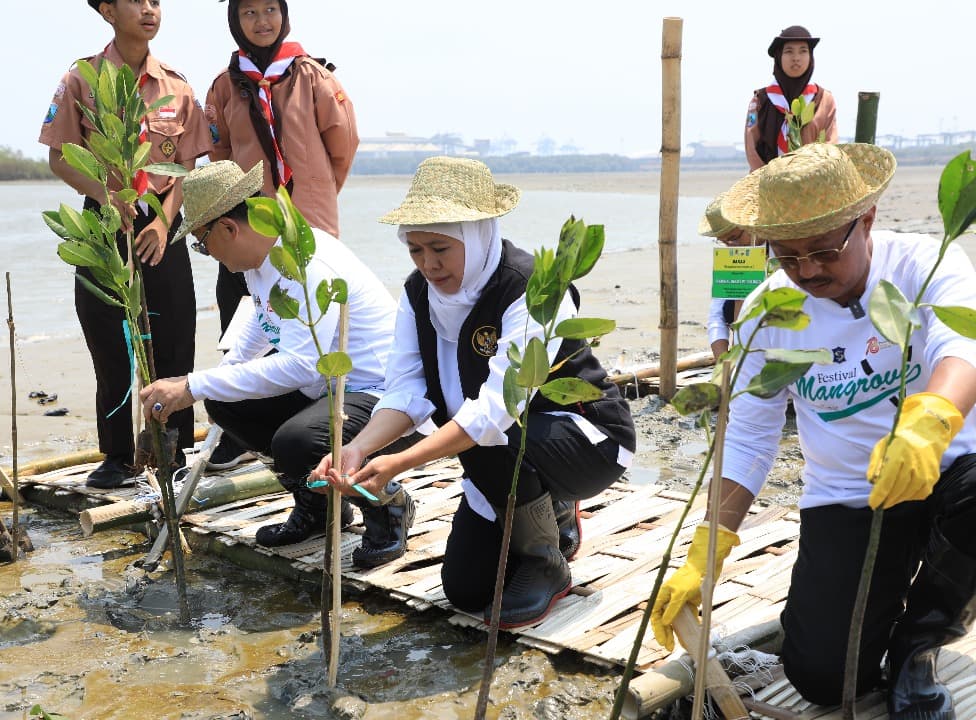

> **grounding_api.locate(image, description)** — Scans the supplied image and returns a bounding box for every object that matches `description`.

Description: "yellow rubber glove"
[651,522,740,651]
[867,392,964,510]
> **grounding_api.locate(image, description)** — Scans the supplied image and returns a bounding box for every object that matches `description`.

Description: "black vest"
[404,239,636,452]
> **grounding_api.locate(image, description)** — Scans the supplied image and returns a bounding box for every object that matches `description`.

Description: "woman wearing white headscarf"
[310,157,636,628]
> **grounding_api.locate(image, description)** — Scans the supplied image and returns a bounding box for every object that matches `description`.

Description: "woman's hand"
[134,216,168,266]
[333,454,405,499]
[307,443,370,496]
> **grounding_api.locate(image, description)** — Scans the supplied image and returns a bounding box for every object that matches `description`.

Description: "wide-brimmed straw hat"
[721,143,896,241]
[767,25,820,57]
[173,160,264,242]
[379,156,520,225]
[698,192,736,238]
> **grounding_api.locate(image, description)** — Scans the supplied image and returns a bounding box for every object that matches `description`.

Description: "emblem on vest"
[160,138,176,158]
[472,326,498,358]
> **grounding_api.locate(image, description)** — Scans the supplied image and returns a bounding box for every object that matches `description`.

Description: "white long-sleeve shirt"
[708,297,732,345]
[188,228,396,402]
[722,230,976,509]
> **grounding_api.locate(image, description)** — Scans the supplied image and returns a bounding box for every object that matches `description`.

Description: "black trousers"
[216,262,249,335]
[441,413,626,611]
[77,200,196,459]
[781,453,976,704]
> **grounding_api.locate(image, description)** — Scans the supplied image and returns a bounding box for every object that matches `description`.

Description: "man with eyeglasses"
[137,160,420,567]
[652,143,976,719]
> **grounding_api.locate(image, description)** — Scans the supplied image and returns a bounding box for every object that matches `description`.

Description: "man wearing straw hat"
[138,160,418,567]
[652,143,976,718]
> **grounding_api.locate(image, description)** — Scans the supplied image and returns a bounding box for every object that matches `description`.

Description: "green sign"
[712,246,767,299]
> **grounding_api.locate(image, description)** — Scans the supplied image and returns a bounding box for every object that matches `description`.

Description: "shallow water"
[0,507,620,720]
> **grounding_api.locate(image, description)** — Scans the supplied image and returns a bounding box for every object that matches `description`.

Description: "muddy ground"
[0,396,803,720]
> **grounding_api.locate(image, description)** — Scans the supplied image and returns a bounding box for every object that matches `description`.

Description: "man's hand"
[139,376,194,424]
[867,392,963,509]
[651,522,740,651]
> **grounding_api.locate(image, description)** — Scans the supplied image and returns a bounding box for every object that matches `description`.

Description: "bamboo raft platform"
[10,448,976,718]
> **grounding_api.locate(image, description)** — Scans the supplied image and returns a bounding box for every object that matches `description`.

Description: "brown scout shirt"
[206,56,359,238]
[39,42,210,196]
[744,87,838,171]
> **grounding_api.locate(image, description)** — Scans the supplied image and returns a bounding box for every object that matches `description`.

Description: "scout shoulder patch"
[472,326,498,358]
[334,90,347,104]
[746,97,758,128]
[44,103,59,124]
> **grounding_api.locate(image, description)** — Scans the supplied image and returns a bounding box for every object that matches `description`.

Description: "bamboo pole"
[694,362,732,718]
[854,92,880,145]
[658,18,683,400]
[672,607,749,719]
[5,273,22,561]
[323,303,349,688]
[608,351,714,387]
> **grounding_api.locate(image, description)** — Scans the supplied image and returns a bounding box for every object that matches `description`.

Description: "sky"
[8,1,976,160]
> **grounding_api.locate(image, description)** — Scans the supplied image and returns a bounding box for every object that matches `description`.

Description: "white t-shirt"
[188,228,396,402]
[722,230,976,509]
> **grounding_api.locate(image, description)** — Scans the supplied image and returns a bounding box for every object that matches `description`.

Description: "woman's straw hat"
[173,160,264,242]
[721,143,896,241]
[379,156,520,225]
[697,192,736,238]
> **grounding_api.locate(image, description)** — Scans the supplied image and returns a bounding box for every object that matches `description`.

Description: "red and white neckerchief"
[765,82,818,156]
[132,72,151,198]
[237,42,307,186]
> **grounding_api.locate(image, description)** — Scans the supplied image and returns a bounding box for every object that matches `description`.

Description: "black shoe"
[206,434,256,470]
[86,455,133,489]
[341,498,355,527]
[553,499,582,560]
[351,483,416,569]
[255,505,323,547]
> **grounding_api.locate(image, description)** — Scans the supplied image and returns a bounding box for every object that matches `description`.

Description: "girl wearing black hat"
[744,25,838,171]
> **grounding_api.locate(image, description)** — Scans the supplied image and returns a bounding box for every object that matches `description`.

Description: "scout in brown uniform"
[39,0,210,488]
[203,0,359,469]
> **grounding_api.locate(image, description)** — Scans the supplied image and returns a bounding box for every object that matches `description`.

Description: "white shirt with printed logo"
[722,230,976,509]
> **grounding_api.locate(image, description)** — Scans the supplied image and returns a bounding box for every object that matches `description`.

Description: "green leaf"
[78,104,105,137]
[742,361,812,399]
[269,245,303,282]
[145,95,176,116]
[318,351,353,377]
[315,280,333,317]
[671,382,721,415]
[800,98,816,126]
[555,317,616,340]
[57,203,91,240]
[869,279,915,350]
[96,63,118,112]
[929,304,976,339]
[102,113,126,145]
[140,193,167,228]
[116,189,139,204]
[87,132,124,169]
[573,224,605,280]
[764,348,834,365]
[101,203,122,234]
[269,283,300,319]
[42,210,70,239]
[506,341,522,370]
[503,366,524,420]
[762,307,811,331]
[247,197,283,237]
[142,162,189,177]
[74,273,125,308]
[516,336,551,388]
[555,217,585,287]
[60,143,103,183]
[539,377,604,405]
[127,272,143,312]
[76,60,99,91]
[330,278,348,304]
[57,240,103,268]
[938,151,976,241]
[131,141,151,171]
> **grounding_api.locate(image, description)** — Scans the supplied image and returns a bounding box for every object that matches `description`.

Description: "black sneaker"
[207,435,256,471]
[86,455,133,489]
[255,506,322,547]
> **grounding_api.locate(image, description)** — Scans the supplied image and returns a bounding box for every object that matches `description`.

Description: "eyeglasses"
[191,222,215,256]
[767,219,858,272]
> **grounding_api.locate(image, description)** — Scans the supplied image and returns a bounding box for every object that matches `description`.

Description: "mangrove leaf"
[539,377,604,405]
[269,246,302,282]
[247,197,283,238]
[61,143,103,183]
[516,337,551,388]
[318,351,353,378]
[764,348,833,365]
[269,284,300,320]
[555,317,616,340]
[742,360,812,399]
[869,279,915,349]
[574,224,605,280]
[74,273,124,308]
[142,162,189,177]
[671,382,721,415]
[937,151,976,241]
[928,304,976,339]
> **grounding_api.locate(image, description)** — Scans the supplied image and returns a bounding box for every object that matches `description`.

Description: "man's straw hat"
[173,160,264,242]
[721,143,896,241]
[379,156,520,225]
[698,192,736,238]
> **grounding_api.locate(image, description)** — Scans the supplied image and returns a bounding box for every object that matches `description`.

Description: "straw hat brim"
[378,183,520,225]
[173,162,265,242]
[721,144,896,241]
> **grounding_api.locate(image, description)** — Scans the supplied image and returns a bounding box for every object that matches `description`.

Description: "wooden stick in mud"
[672,606,749,719]
[607,351,714,387]
[694,361,732,718]
[322,303,349,688]
[5,272,25,560]
[657,18,683,400]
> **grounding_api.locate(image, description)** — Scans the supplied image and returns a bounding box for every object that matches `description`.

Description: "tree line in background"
[2,143,972,182]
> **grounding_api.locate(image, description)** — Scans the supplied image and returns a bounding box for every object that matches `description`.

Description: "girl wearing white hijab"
[310,157,635,628]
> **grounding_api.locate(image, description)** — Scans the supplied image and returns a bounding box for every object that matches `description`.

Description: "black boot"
[553,498,581,560]
[351,481,415,569]
[86,455,133,489]
[255,487,327,547]
[487,492,572,629]
[887,519,976,720]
